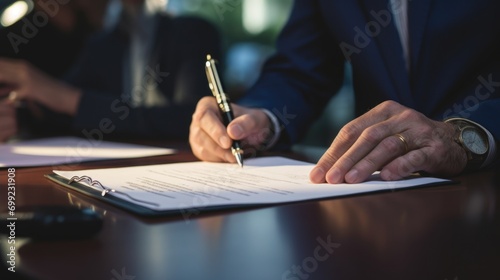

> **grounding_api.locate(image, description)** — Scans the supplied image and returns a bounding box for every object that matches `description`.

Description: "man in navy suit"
[190,0,499,183]
[0,0,220,141]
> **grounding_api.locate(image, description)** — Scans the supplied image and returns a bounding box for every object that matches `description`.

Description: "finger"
[331,100,403,148]
[310,102,414,184]
[330,120,405,183]
[310,123,365,183]
[0,103,15,114]
[310,107,393,183]
[0,127,17,142]
[227,109,269,143]
[190,124,234,163]
[192,97,232,149]
[0,83,15,96]
[0,89,11,98]
[0,59,24,84]
[380,148,432,181]
[344,133,410,183]
[190,98,233,163]
[199,109,232,149]
[0,121,16,132]
[0,114,17,142]
[381,128,468,180]
[310,119,397,184]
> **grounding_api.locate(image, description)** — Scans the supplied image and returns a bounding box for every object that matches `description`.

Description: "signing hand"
[310,101,467,184]
[189,96,272,163]
[0,58,81,116]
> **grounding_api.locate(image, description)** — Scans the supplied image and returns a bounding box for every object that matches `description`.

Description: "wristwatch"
[445,118,489,171]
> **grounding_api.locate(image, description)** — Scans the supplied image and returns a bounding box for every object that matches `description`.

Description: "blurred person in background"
[1,0,109,142]
[0,0,220,142]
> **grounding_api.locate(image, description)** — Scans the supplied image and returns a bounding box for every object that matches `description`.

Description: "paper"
[0,137,175,167]
[52,157,451,212]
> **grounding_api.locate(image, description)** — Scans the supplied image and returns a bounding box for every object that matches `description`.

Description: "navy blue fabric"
[239,0,500,154]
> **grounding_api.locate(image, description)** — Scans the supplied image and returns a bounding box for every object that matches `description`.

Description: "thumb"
[227,108,270,145]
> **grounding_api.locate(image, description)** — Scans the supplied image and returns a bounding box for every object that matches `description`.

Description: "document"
[0,137,175,168]
[49,157,452,214]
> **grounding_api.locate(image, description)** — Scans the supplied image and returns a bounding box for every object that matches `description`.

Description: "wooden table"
[1,145,499,280]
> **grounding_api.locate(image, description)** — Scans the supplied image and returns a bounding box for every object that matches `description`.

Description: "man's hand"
[189,96,272,163]
[0,58,81,116]
[0,100,17,142]
[310,101,468,184]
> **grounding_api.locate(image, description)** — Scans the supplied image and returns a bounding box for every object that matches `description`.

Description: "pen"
[205,54,244,167]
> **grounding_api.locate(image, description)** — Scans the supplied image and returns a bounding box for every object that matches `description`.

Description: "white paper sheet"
[0,137,175,167]
[53,157,451,211]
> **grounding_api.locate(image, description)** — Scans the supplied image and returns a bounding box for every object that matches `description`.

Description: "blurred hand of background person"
[0,0,109,141]
[0,94,17,142]
[0,58,82,116]
[1,0,221,140]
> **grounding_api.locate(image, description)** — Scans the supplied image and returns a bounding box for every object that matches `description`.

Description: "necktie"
[390,0,409,70]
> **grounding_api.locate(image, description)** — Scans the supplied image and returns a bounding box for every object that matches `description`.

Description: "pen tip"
[235,153,244,168]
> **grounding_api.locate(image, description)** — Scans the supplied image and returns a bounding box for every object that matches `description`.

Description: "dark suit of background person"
[239,0,500,157]
[18,8,221,140]
[64,14,220,139]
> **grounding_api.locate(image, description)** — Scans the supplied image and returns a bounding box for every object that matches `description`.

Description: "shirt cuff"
[261,109,282,150]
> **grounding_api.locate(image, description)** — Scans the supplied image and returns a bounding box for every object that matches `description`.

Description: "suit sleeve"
[441,69,500,166]
[238,0,346,146]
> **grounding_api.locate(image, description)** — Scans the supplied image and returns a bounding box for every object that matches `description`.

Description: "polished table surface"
[1,143,499,280]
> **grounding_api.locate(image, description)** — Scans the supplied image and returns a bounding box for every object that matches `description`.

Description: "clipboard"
[45,173,252,217]
[45,157,455,218]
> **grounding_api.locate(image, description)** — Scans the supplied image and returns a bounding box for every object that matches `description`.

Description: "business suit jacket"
[27,14,220,140]
[240,0,500,150]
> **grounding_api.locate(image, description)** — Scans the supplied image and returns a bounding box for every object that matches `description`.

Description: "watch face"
[462,127,489,155]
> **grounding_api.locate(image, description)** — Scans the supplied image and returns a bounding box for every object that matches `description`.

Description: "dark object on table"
[1,205,103,240]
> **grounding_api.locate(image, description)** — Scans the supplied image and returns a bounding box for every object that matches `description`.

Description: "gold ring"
[395,133,409,153]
